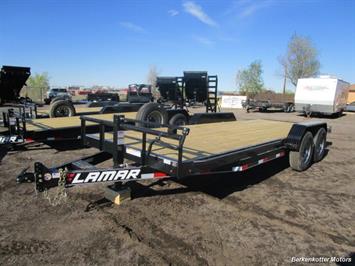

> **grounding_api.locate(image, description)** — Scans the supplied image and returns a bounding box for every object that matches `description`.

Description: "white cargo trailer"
[295,76,349,115]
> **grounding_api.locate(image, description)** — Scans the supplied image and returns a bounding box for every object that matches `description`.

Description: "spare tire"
[136,102,168,127]
[49,100,76,117]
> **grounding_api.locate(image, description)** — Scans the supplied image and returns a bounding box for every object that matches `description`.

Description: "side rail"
[80,115,190,175]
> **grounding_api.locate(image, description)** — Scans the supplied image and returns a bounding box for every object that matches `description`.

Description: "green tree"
[24,72,50,102]
[236,60,264,97]
[280,34,320,86]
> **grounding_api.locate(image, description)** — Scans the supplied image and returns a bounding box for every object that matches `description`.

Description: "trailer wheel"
[49,100,76,117]
[136,102,168,127]
[289,131,314,171]
[283,104,289,113]
[169,113,188,126]
[313,128,327,162]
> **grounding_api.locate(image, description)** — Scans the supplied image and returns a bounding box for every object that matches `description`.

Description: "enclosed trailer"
[295,76,349,115]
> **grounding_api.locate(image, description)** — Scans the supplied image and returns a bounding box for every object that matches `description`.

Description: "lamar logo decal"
[0,135,24,144]
[70,169,141,184]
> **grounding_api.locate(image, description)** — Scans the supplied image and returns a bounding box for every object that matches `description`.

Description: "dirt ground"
[0,108,354,265]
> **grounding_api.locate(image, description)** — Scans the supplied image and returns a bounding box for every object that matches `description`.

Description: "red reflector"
[241,164,249,171]
[25,138,34,142]
[280,151,285,157]
[66,173,76,182]
[154,172,167,178]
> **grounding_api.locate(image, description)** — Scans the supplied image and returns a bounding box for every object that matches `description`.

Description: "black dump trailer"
[156,77,182,104]
[183,71,217,112]
[0,65,31,105]
[25,114,329,206]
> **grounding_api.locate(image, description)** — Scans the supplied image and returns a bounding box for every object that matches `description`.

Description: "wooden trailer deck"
[25,112,136,132]
[89,120,293,161]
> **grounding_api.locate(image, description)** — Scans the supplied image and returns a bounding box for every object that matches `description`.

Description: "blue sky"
[0,0,354,91]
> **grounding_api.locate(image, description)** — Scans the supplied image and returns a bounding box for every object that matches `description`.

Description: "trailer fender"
[284,121,327,151]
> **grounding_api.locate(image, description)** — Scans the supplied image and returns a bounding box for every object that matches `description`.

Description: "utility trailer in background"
[1,70,235,145]
[295,76,350,116]
[0,104,235,145]
[242,91,294,113]
[24,114,329,206]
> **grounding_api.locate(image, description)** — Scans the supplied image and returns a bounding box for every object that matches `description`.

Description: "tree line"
[237,33,320,97]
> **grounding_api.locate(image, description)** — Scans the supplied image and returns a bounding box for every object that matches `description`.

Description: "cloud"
[239,1,272,18]
[193,36,215,47]
[183,1,217,27]
[168,9,179,16]
[225,0,273,18]
[119,21,145,33]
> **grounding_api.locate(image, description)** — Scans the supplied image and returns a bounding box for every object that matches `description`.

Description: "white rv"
[295,76,349,115]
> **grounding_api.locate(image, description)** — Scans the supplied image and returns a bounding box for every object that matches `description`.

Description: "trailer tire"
[169,113,188,126]
[49,100,76,117]
[136,102,168,127]
[289,131,314,171]
[313,128,327,162]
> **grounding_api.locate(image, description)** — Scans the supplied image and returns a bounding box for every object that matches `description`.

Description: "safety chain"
[43,168,68,206]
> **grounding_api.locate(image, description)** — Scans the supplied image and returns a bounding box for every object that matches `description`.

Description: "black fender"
[284,121,327,151]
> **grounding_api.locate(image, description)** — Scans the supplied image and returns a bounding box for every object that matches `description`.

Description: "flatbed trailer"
[243,100,295,113]
[242,91,294,113]
[1,102,235,144]
[29,115,328,205]
[1,112,136,144]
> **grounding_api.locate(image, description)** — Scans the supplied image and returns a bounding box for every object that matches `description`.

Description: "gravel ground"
[0,108,354,265]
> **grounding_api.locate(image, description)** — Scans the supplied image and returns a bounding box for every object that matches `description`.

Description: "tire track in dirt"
[99,205,209,266]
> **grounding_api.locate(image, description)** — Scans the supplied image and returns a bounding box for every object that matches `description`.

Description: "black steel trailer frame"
[28,115,327,196]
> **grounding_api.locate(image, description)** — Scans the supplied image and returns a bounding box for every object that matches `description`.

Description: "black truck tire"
[136,102,168,127]
[49,100,76,117]
[169,113,188,126]
[313,127,327,162]
[289,131,314,171]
